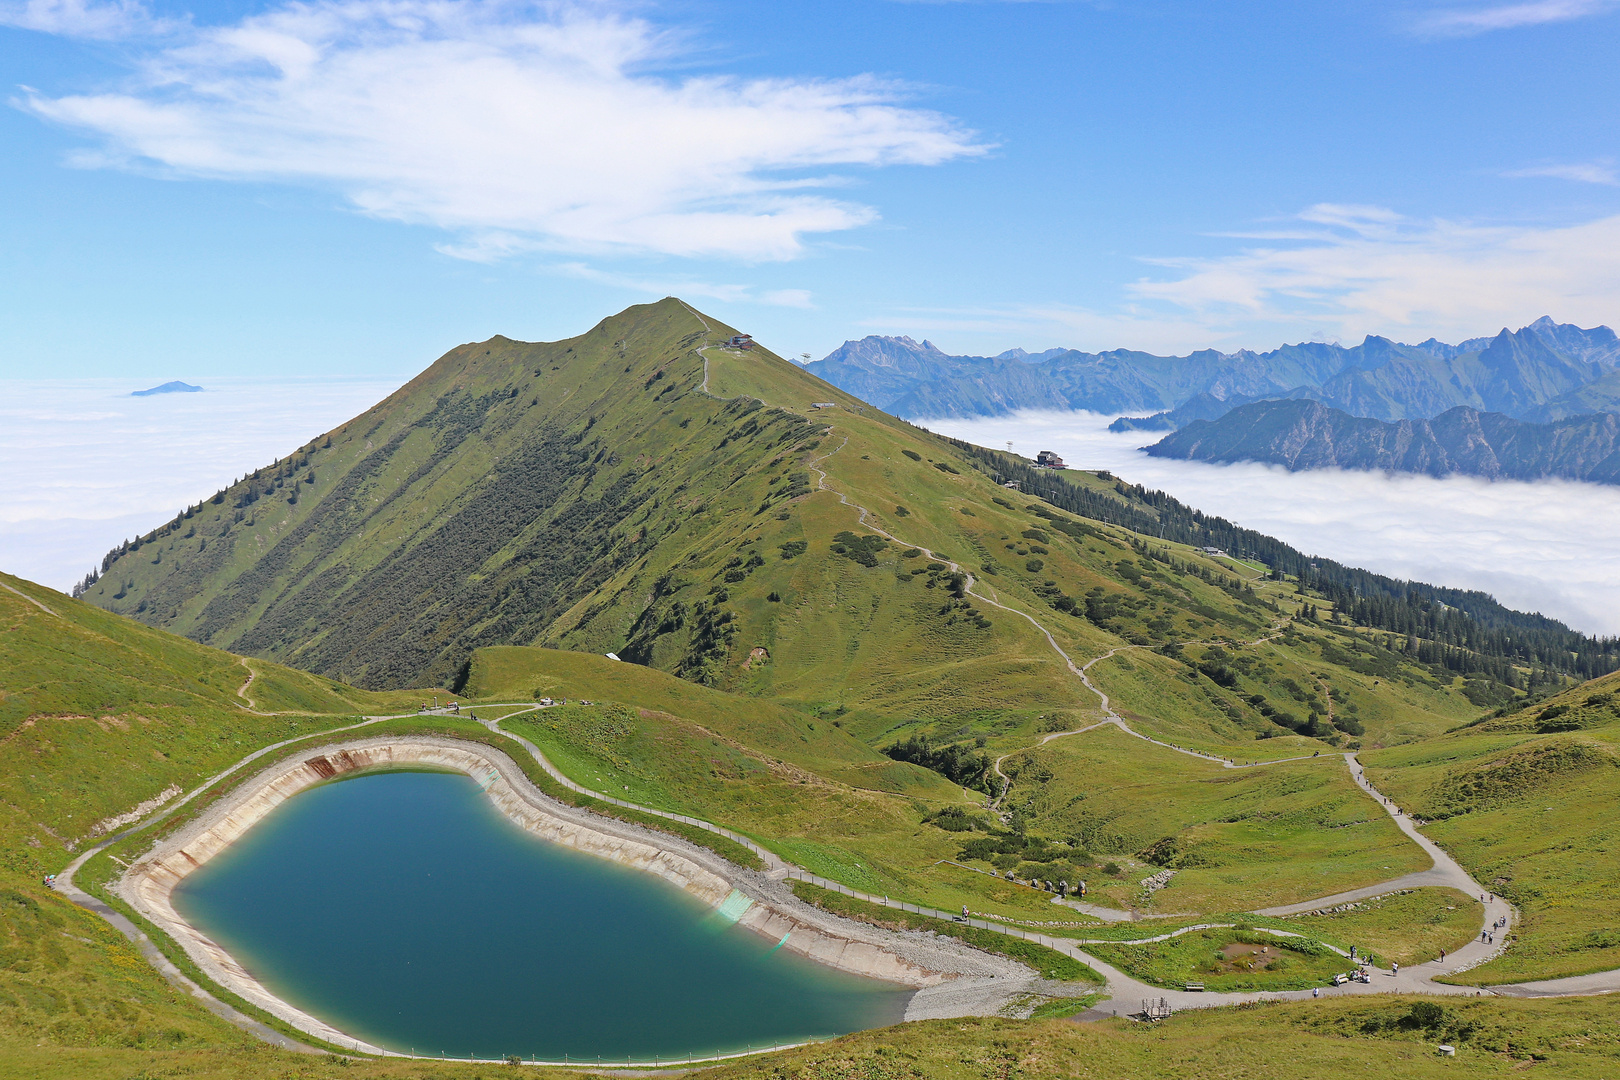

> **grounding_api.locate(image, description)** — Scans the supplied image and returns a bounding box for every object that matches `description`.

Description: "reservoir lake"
[172,769,911,1060]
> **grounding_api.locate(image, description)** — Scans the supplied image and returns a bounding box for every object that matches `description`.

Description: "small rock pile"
[1140,869,1176,896]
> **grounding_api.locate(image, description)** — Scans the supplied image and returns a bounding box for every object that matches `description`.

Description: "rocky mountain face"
[807,319,1620,425]
[1144,398,1620,485]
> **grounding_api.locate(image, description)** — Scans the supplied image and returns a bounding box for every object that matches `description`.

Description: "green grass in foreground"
[1266,887,1481,968]
[787,880,1102,984]
[1364,670,1620,984]
[1028,993,1106,1020]
[974,887,1480,969]
[7,995,1620,1079]
[986,724,1427,915]
[1084,927,1345,992]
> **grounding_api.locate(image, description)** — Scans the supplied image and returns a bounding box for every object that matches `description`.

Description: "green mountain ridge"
[81,298,1615,698]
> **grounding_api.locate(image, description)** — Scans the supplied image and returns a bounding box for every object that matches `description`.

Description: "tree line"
[941,435,1620,683]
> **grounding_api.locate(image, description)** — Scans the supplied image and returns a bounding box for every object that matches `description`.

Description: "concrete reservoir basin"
[170,768,912,1060]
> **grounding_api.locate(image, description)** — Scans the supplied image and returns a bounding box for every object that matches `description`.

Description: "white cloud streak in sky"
[16,0,985,260]
[0,0,151,37]
[1502,161,1619,185]
[924,410,1620,637]
[867,204,1620,357]
[1127,205,1620,346]
[1415,0,1616,35]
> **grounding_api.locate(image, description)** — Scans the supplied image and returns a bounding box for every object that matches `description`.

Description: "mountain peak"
[814,335,952,371]
[132,380,203,397]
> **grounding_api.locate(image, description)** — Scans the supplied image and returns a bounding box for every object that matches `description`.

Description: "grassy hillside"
[0,573,423,880]
[8,995,1620,1078]
[0,571,425,1059]
[1362,669,1620,984]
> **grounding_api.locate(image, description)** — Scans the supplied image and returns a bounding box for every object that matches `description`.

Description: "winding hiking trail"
[234,658,270,715]
[464,705,1599,1004]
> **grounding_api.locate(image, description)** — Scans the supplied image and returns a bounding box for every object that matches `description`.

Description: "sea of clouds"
[921,410,1620,638]
[0,377,406,593]
[4,385,1617,639]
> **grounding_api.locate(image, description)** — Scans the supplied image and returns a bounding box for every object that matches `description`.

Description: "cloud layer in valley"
[0,377,405,591]
[923,410,1620,638]
[14,0,984,261]
[8,382,1618,645]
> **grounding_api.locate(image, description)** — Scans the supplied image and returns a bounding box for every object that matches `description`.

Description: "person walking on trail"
[1439,948,1446,963]
[1392,962,1399,977]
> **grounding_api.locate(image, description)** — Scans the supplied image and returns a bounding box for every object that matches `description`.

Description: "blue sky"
[3,0,1620,377]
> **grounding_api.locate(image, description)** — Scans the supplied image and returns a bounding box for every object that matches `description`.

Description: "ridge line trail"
[2,579,59,615]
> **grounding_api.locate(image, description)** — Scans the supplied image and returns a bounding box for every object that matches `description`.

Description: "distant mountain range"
[1144,399,1620,486]
[804,317,1620,425]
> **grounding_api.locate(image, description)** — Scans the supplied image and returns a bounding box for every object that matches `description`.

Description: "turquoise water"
[173,770,911,1060]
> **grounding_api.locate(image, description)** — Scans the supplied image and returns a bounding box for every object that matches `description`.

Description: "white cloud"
[925,410,1620,636]
[1503,161,1618,185]
[1126,205,1620,346]
[18,0,985,260]
[0,0,152,38]
[759,288,815,309]
[1415,0,1615,35]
